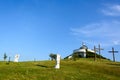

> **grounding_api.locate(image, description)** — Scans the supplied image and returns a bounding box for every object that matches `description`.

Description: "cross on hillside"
[97,44,104,59]
[94,46,97,61]
[82,42,85,46]
[108,47,118,62]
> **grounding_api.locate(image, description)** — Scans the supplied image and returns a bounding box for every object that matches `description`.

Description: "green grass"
[0,59,120,80]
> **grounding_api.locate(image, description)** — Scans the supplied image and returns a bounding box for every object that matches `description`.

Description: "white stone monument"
[14,54,20,62]
[55,54,61,69]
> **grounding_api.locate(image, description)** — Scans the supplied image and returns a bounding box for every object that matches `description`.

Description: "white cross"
[14,54,20,62]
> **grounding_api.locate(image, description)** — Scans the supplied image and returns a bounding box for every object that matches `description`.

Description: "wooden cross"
[82,42,85,46]
[108,47,118,62]
[94,46,97,61]
[97,44,104,59]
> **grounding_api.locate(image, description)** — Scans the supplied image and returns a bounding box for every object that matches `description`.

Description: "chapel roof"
[79,44,88,49]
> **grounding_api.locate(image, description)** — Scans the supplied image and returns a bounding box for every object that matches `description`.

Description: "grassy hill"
[0,59,120,80]
[64,51,109,60]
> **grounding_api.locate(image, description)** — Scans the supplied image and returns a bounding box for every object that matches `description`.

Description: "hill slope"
[64,51,109,60]
[0,59,120,80]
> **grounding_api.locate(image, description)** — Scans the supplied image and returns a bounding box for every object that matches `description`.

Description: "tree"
[49,53,56,61]
[4,53,7,61]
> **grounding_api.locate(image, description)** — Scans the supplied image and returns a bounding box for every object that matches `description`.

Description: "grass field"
[0,58,120,80]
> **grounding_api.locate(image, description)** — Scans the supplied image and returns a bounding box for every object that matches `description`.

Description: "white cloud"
[71,20,120,46]
[113,40,120,45]
[101,4,120,16]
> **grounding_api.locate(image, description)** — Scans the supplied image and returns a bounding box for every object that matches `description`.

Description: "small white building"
[73,44,94,58]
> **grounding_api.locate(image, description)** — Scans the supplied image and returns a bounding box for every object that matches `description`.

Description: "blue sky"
[0,0,120,61]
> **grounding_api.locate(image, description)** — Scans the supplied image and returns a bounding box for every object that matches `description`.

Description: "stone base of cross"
[55,54,61,69]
